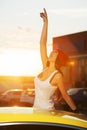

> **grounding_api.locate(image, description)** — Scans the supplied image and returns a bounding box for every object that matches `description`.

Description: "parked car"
[67,88,87,115]
[54,88,87,116]
[0,88,35,107]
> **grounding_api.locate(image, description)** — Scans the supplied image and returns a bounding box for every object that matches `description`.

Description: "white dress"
[33,70,58,110]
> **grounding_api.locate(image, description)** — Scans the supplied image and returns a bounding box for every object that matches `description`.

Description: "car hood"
[0,107,87,129]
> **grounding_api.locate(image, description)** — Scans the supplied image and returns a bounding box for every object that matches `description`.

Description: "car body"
[67,88,87,115]
[0,107,87,130]
[54,88,87,115]
[0,89,35,107]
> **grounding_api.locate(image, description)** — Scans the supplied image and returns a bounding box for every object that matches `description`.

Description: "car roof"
[0,107,87,129]
[2,89,23,95]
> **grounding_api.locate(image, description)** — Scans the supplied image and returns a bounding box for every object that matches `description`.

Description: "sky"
[0,0,87,76]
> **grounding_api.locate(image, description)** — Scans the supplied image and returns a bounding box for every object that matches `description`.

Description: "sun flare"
[0,49,42,76]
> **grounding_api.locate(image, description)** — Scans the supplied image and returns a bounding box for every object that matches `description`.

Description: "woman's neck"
[48,62,56,71]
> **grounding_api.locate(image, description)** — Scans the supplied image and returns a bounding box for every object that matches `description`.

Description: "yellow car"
[0,107,87,130]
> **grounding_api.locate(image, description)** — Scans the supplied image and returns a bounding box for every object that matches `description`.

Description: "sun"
[0,49,42,76]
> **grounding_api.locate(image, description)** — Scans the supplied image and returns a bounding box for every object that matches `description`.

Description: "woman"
[33,8,77,112]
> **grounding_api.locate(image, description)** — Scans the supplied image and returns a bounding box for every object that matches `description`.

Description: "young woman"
[33,8,77,112]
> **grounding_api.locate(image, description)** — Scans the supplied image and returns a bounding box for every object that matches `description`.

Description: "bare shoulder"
[54,72,63,86]
[50,71,63,86]
[51,71,62,80]
[55,72,63,79]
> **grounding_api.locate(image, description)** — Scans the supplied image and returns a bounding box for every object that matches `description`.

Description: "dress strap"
[47,70,58,82]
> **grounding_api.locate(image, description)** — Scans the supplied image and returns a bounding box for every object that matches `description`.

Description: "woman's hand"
[40,8,48,22]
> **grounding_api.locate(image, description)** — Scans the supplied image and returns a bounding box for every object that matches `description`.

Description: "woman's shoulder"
[55,70,63,79]
[51,70,63,85]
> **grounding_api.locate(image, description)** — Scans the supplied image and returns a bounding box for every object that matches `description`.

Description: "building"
[53,31,87,88]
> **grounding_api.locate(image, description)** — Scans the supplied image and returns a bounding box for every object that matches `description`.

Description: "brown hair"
[46,49,69,75]
[46,55,63,75]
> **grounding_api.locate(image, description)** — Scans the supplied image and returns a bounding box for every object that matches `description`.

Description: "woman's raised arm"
[40,8,48,69]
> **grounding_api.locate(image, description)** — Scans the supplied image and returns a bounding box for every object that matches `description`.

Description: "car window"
[0,123,85,130]
[13,91,22,95]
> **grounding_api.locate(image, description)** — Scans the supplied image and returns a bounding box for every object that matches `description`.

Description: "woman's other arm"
[56,74,77,111]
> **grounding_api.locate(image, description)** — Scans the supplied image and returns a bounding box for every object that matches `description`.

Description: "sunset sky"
[0,0,87,76]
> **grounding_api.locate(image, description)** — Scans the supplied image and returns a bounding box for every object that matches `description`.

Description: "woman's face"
[48,50,58,62]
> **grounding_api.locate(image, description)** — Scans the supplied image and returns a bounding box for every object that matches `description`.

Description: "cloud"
[17,26,23,30]
[49,8,87,18]
[0,25,40,49]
